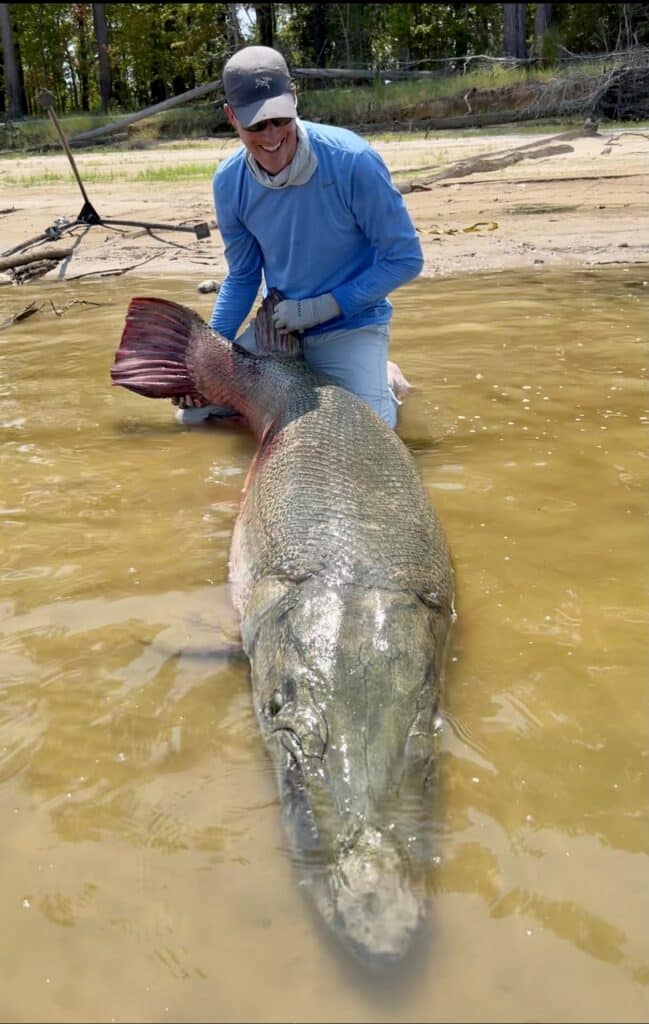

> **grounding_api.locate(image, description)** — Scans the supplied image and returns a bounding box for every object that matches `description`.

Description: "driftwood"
[11,259,60,284]
[0,301,41,330]
[396,125,589,194]
[49,298,107,316]
[399,144,574,193]
[0,298,107,331]
[0,245,74,272]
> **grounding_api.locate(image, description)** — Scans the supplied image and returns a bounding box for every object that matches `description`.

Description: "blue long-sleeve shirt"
[210,121,423,340]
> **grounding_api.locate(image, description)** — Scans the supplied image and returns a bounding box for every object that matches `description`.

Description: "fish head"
[243,576,453,968]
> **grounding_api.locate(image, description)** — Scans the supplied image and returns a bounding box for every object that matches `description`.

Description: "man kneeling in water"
[176,45,421,429]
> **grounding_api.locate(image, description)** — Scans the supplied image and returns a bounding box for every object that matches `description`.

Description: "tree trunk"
[502,3,527,59]
[534,3,552,56]
[0,3,27,118]
[227,4,243,49]
[348,2,364,66]
[452,3,471,59]
[310,3,328,67]
[92,2,112,113]
[254,4,273,47]
[76,3,90,111]
[65,44,80,110]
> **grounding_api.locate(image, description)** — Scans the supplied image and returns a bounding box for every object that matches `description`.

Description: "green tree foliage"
[107,3,231,107]
[281,4,503,68]
[2,2,232,114]
[553,2,649,52]
[374,3,503,65]
[1,3,648,117]
[10,3,80,112]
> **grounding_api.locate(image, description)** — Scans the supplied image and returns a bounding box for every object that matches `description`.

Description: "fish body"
[112,295,455,967]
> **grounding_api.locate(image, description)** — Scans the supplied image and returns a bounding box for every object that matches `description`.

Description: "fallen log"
[12,259,59,284]
[0,245,74,272]
[68,80,224,145]
[292,67,441,81]
[396,124,588,193]
[398,144,573,193]
[73,132,129,148]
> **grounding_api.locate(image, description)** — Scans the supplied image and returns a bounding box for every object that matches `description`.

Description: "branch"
[0,301,42,330]
[0,245,74,272]
[64,251,163,280]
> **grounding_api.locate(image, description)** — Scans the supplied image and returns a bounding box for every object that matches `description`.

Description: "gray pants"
[177,321,398,428]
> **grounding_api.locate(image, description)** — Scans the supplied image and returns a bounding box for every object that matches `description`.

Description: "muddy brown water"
[0,268,647,1023]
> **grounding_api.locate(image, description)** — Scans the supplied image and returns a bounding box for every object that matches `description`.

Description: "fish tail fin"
[111,297,210,403]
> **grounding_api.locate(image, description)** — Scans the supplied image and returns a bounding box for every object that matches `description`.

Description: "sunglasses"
[244,117,294,133]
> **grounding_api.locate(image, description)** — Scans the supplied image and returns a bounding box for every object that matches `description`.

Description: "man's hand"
[272,293,340,333]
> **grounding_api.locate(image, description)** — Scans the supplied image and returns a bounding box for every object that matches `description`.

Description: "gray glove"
[272,293,341,333]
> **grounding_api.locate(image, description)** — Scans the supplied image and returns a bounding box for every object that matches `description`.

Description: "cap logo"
[255,76,272,91]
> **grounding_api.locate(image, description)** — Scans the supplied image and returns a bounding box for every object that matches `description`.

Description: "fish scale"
[233,383,452,606]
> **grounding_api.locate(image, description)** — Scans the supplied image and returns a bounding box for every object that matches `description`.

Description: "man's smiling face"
[225,104,298,175]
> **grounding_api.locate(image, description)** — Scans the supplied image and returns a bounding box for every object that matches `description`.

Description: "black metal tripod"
[1,90,211,259]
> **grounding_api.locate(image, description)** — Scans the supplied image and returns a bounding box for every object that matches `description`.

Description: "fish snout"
[329,825,422,967]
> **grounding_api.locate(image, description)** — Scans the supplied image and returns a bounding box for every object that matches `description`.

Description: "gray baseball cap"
[223,46,296,128]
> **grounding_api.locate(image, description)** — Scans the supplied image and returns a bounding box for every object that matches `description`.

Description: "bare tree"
[92,2,112,113]
[503,3,527,59]
[0,2,27,118]
[618,3,638,49]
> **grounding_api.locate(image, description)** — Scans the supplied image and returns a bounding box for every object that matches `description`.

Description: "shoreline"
[1,128,647,287]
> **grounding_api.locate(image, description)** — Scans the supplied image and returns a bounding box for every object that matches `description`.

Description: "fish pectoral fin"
[254,290,302,357]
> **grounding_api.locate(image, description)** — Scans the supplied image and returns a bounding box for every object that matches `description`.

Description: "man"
[177,45,423,429]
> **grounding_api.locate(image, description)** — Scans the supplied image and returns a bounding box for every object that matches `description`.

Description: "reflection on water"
[1,269,647,1022]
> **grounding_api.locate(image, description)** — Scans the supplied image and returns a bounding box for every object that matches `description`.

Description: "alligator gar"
[111,293,455,969]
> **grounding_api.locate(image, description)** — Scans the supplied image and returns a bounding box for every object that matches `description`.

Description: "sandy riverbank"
[1,126,647,287]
